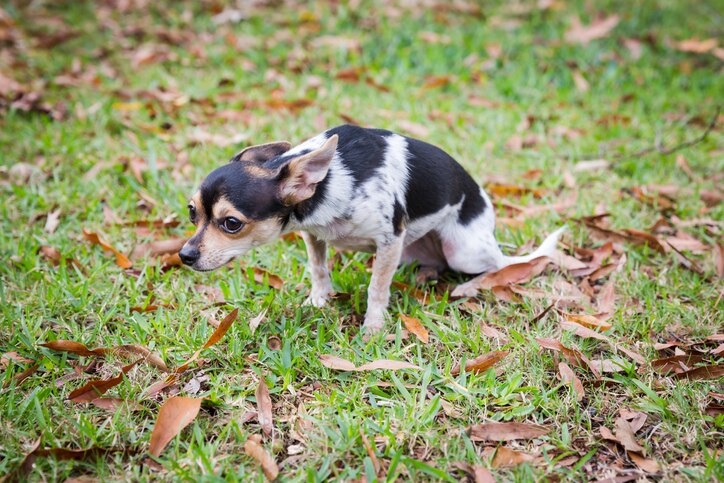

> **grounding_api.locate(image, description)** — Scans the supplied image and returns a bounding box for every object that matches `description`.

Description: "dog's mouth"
[186,256,235,272]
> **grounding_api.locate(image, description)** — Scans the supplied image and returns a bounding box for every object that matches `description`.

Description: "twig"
[565,106,721,162]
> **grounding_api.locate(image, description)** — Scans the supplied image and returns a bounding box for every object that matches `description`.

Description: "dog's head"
[179,135,338,271]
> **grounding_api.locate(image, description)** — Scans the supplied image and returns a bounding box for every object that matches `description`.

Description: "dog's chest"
[305,216,379,252]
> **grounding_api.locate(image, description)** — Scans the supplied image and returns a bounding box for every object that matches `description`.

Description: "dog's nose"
[179,246,200,266]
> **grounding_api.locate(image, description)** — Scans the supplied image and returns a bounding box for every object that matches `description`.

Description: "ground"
[1,0,723,481]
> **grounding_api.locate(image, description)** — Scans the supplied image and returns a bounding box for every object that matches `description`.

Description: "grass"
[1,0,723,480]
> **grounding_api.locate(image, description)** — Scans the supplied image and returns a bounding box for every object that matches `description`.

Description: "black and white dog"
[180,125,564,335]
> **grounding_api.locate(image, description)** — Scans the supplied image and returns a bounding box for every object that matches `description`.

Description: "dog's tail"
[498,226,566,267]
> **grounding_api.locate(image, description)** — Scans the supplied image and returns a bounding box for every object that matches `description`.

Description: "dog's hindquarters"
[435,187,565,274]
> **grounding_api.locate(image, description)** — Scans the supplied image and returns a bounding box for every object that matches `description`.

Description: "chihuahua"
[180,125,564,335]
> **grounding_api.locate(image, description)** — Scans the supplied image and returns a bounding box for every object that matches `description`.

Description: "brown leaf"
[572,159,610,172]
[558,362,584,401]
[486,183,546,198]
[82,229,132,268]
[319,355,421,372]
[565,15,620,44]
[600,416,645,454]
[651,354,704,374]
[672,364,724,380]
[68,360,140,403]
[451,351,508,376]
[250,267,284,289]
[1,352,34,367]
[628,451,660,473]
[452,257,550,297]
[491,447,537,468]
[467,422,549,441]
[491,285,522,302]
[249,308,268,335]
[40,340,168,371]
[256,379,273,438]
[715,242,724,279]
[38,245,84,272]
[399,314,429,343]
[173,308,239,374]
[359,429,380,476]
[40,340,102,357]
[674,37,718,53]
[596,277,616,316]
[536,338,601,378]
[4,363,39,388]
[391,281,429,304]
[44,209,61,234]
[244,435,279,481]
[148,396,203,457]
[565,314,612,331]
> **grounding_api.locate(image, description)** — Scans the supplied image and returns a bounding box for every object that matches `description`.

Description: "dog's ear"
[278,135,338,205]
[233,141,291,163]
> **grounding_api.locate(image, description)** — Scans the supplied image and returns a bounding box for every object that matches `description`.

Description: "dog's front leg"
[301,231,334,307]
[363,234,405,336]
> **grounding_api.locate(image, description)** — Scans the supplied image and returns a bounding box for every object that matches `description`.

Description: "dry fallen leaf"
[467,422,549,441]
[558,362,584,401]
[674,37,718,54]
[44,209,61,234]
[68,360,140,403]
[319,355,421,372]
[148,396,203,457]
[143,309,238,396]
[536,337,601,377]
[249,267,284,289]
[565,313,612,331]
[244,434,279,481]
[256,378,273,438]
[249,308,268,335]
[40,340,168,372]
[672,364,724,380]
[565,15,620,44]
[452,256,551,297]
[450,350,508,376]
[399,314,429,343]
[82,229,132,268]
[491,446,537,468]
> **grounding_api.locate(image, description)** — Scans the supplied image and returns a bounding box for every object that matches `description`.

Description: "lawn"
[1,0,723,481]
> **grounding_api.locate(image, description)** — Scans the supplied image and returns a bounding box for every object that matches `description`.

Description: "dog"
[180,124,564,335]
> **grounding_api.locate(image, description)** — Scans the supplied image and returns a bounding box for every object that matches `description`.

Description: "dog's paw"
[303,290,331,307]
[361,316,385,341]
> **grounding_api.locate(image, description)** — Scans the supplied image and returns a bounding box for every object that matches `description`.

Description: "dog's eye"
[221,217,244,233]
[187,204,196,223]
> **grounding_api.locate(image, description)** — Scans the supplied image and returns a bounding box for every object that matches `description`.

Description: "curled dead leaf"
[256,378,273,438]
[399,314,429,343]
[244,435,279,481]
[451,350,508,376]
[82,229,132,268]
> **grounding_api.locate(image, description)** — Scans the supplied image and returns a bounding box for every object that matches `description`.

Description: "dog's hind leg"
[362,233,406,337]
[301,231,334,307]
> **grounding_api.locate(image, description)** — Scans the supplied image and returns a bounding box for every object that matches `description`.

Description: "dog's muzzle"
[179,245,200,266]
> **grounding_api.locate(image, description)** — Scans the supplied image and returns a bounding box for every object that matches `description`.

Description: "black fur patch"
[392,198,407,235]
[327,125,389,185]
[199,162,289,222]
[404,137,486,225]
